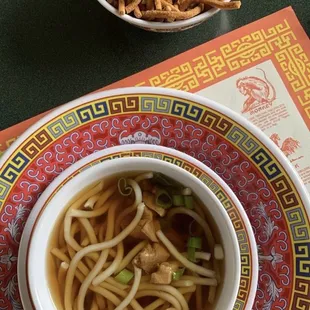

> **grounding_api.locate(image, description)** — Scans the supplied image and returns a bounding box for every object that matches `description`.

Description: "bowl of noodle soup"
[27,156,240,310]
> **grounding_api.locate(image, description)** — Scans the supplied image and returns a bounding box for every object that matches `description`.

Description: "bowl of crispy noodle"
[97,0,241,32]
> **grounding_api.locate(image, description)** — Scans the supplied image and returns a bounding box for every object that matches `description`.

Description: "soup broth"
[47,172,224,310]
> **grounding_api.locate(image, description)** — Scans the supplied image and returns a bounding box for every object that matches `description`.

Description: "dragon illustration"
[236,68,276,113]
[270,133,300,157]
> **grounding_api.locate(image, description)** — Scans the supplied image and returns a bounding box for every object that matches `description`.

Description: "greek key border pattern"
[135,19,310,125]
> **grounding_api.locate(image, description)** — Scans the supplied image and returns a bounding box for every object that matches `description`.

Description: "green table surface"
[0,0,309,131]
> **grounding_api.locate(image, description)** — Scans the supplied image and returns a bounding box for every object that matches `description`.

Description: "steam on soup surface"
[47,172,224,310]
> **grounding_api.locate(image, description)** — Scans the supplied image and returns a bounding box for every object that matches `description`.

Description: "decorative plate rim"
[0,87,309,310]
[1,87,309,209]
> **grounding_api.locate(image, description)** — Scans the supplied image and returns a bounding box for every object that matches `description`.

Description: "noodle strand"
[58,262,69,294]
[115,266,142,310]
[64,182,104,254]
[70,199,114,218]
[180,276,217,286]
[92,242,124,286]
[135,290,181,310]
[77,199,120,310]
[64,203,145,310]
[171,280,194,287]
[94,185,118,209]
[78,218,98,244]
[138,283,187,310]
[156,230,215,278]
[115,240,148,274]
[167,207,215,249]
[144,299,166,310]
[134,172,154,183]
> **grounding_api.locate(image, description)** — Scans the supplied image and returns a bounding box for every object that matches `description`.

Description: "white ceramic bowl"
[28,156,240,310]
[97,0,224,32]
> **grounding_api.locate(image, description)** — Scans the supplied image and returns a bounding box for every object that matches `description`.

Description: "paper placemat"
[1,6,310,192]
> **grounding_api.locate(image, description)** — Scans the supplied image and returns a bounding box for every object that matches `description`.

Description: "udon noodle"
[48,172,224,310]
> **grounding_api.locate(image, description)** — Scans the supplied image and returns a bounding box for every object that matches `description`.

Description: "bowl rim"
[97,0,221,30]
[27,156,241,310]
[18,144,258,310]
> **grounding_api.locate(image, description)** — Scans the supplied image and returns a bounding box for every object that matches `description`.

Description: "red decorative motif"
[237,68,276,114]
[270,133,301,157]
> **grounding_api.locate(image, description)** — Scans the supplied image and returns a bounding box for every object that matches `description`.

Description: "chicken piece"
[121,208,159,242]
[143,191,166,217]
[143,206,154,221]
[151,261,180,284]
[133,243,170,274]
[141,218,160,242]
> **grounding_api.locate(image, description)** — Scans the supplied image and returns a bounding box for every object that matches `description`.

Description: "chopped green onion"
[156,188,172,209]
[187,237,202,249]
[182,188,192,196]
[172,268,185,281]
[172,195,184,206]
[152,173,180,187]
[187,247,197,263]
[118,178,132,196]
[184,196,194,209]
[114,269,134,284]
